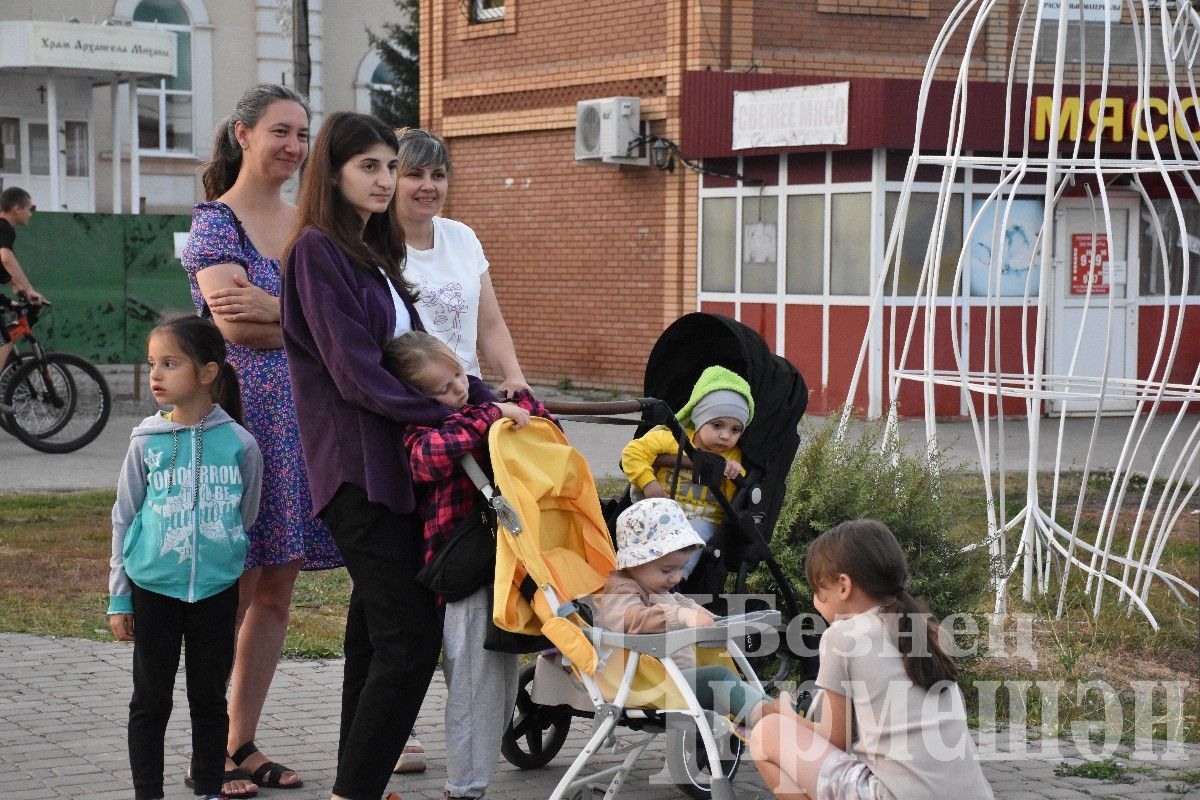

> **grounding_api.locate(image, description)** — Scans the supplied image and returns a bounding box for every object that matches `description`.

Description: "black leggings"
[127,581,238,800]
[321,483,443,800]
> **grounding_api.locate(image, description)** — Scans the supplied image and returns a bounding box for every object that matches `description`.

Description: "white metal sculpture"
[844,0,1200,627]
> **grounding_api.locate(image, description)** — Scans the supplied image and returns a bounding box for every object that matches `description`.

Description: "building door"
[1049,197,1139,413]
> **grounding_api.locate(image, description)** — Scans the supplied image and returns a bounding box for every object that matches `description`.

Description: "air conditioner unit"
[575,97,643,164]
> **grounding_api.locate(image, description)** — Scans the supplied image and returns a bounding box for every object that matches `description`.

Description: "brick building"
[423,0,1200,416]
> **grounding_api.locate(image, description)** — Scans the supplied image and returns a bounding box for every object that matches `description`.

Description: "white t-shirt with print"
[404,216,489,377]
[816,607,994,800]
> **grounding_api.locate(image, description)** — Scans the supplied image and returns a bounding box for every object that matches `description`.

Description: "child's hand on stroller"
[641,480,668,499]
[722,459,743,480]
[495,402,531,429]
[681,608,716,628]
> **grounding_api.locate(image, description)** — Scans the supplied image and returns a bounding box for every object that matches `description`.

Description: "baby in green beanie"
[621,365,754,577]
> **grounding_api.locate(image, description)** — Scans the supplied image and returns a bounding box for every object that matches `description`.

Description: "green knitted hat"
[675,365,755,429]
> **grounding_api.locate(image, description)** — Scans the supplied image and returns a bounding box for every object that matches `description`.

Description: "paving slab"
[2,633,1198,800]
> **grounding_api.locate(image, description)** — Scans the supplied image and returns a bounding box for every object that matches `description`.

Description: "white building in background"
[0,0,407,214]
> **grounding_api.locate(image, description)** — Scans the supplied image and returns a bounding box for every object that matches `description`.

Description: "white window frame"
[472,0,505,22]
[117,0,212,159]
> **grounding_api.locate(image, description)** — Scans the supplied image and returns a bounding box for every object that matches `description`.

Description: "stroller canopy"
[490,417,617,672]
[642,313,808,536]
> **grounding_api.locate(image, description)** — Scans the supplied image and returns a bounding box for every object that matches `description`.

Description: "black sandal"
[184,767,259,798]
[230,741,304,790]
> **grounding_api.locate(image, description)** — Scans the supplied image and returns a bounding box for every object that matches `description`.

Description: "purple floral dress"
[181,201,342,570]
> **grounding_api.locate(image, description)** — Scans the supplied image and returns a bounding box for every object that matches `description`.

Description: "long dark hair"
[150,315,244,425]
[201,83,310,200]
[285,112,413,294]
[805,519,958,690]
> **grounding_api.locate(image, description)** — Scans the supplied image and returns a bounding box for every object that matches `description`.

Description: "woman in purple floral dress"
[181,84,339,797]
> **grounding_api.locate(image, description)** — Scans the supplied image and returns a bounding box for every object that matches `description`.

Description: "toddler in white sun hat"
[586,498,794,735]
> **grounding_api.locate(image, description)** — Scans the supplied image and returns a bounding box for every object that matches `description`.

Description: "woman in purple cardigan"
[280,112,494,800]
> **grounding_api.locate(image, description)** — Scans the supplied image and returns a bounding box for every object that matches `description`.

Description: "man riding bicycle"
[0,186,50,370]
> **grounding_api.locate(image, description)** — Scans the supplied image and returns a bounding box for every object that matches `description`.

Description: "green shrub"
[753,409,993,621]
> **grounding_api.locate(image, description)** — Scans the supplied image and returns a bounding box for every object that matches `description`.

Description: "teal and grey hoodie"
[107,406,262,615]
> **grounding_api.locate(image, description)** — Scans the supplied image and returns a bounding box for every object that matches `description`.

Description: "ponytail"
[880,587,957,690]
[214,361,244,426]
[806,518,958,692]
[149,314,244,424]
[201,117,243,200]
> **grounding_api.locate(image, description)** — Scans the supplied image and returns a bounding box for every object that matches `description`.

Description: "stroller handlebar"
[541,397,675,419]
[542,399,644,416]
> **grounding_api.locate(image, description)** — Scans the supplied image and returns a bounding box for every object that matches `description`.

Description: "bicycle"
[0,293,112,453]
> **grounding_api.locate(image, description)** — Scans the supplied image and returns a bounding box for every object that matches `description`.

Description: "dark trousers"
[321,483,443,800]
[127,581,238,800]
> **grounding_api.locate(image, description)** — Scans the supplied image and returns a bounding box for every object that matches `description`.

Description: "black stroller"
[498,312,814,799]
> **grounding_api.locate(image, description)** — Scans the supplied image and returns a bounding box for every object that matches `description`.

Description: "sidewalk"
[1,632,1197,800]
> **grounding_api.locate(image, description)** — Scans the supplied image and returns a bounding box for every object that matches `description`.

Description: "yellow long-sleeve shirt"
[621,426,743,525]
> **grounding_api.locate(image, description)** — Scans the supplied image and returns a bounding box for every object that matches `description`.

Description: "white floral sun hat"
[615,498,706,569]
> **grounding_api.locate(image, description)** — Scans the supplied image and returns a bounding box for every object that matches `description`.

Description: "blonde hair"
[383,331,460,389]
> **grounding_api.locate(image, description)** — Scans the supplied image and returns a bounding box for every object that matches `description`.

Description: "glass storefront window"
[133,0,189,24]
[741,196,778,293]
[702,198,736,292]
[137,92,160,149]
[884,192,964,295]
[0,118,19,173]
[967,197,1043,297]
[28,124,49,176]
[65,122,88,177]
[167,31,191,92]
[786,195,824,294]
[165,95,192,152]
[1141,198,1200,296]
[830,193,871,295]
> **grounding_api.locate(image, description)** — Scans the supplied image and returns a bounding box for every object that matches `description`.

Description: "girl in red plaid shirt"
[383,330,553,800]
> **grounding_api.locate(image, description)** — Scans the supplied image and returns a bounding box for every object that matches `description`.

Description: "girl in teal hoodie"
[107,315,263,800]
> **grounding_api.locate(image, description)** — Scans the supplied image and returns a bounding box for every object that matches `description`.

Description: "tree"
[366,0,419,128]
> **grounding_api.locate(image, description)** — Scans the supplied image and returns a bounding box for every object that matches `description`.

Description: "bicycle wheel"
[0,359,18,435]
[4,354,111,454]
[2,356,72,437]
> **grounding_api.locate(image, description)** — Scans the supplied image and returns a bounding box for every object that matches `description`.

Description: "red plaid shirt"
[404,390,553,566]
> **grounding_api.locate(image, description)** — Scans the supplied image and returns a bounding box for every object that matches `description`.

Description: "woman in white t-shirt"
[392,127,528,395]
[750,519,993,800]
[390,127,529,800]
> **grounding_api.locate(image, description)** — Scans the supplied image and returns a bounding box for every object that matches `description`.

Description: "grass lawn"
[1,476,1196,745]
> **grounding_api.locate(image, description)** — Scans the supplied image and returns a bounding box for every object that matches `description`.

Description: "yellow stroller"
[477,416,783,800]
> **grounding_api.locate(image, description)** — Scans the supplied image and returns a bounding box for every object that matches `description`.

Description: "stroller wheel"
[664,716,743,800]
[501,662,572,769]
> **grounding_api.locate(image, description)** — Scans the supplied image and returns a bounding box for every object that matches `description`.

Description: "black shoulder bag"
[414,495,497,602]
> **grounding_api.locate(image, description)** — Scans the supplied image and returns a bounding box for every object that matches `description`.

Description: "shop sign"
[1071,233,1110,295]
[732,82,849,150]
[19,21,174,77]
[1032,94,1199,143]
[1038,0,1122,22]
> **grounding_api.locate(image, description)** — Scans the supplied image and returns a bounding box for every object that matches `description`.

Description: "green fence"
[11,211,195,363]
